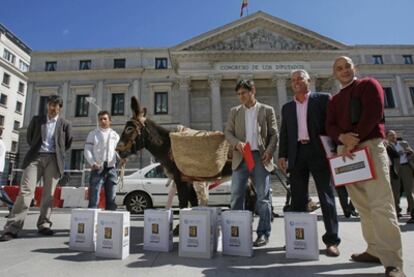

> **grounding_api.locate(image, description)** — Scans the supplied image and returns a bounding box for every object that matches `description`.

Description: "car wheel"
[125,191,152,214]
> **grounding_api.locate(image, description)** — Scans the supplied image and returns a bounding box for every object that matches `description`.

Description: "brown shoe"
[385,267,406,277]
[326,245,340,257]
[351,251,381,264]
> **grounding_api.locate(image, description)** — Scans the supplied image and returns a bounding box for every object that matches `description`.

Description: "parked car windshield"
[144,165,167,178]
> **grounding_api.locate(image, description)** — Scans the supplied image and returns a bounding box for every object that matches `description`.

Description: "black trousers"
[336,185,355,214]
[289,143,340,246]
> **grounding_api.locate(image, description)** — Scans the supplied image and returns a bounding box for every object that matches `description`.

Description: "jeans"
[231,151,271,237]
[0,187,14,209]
[88,166,117,210]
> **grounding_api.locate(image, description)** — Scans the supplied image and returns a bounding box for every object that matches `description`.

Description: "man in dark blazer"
[278,69,340,256]
[1,95,72,241]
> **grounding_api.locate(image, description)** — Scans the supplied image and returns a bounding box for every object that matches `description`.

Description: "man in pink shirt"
[278,69,340,257]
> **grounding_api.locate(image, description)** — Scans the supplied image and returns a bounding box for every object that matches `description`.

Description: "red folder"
[243,143,255,172]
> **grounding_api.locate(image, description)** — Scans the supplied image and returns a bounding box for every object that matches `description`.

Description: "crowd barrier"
[1,185,106,209]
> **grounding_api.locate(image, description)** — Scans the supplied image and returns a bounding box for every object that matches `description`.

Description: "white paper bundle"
[192,207,222,252]
[143,209,173,252]
[69,209,99,251]
[179,208,214,259]
[284,212,319,260]
[221,210,253,257]
[96,211,130,259]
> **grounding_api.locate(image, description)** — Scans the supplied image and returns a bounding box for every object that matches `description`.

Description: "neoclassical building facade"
[0,24,31,183]
[22,12,414,174]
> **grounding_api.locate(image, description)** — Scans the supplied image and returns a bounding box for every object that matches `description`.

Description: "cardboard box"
[143,209,173,252]
[192,207,222,252]
[221,210,253,257]
[284,212,319,260]
[96,211,130,259]
[69,209,100,251]
[179,208,214,259]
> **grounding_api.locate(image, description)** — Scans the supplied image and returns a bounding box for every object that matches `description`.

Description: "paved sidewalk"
[0,197,413,277]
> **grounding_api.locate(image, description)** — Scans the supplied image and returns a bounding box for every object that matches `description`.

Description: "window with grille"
[75,95,89,117]
[154,92,168,114]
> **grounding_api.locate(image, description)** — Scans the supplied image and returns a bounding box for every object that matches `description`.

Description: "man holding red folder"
[225,79,278,247]
[326,56,405,277]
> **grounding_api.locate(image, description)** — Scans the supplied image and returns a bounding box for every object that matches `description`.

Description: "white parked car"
[115,163,231,213]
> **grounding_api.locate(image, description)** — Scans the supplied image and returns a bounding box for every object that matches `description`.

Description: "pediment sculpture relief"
[186,28,334,51]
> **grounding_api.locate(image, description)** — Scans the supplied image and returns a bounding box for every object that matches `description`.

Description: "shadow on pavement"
[201,262,383,277]
[31,226,144,262]
[16,229,70,239]
[400,223,414,232]
[126,245,380,276]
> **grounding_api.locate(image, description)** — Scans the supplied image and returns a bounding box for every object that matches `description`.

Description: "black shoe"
[38,228,54,236]
[0,232,17,242]
[172,225,179,237]
[253,235,269,247]
[407,218,414,224]
[344,211,351,218]
[385,267,406,277]
[350,210,359,217]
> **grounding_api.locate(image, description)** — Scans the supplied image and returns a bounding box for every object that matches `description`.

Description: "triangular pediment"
[174,11,347,51]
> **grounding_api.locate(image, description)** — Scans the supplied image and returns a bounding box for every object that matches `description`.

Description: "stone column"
[128,79,140,117]
[310,74,317,92]
[395,75,409,115]
[273,75,287,113]
[89,81,104,125]
[24,82,35,127]
[61,81,69,119]
[178,76,191,127]
[208,75,222,131]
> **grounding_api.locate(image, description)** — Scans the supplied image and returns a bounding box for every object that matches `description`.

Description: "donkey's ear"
[142,107,147,117]
[131,97,141,118]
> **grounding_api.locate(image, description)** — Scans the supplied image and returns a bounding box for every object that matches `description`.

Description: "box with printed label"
[96,211,130,259]
[193,207,222,252]
[69,209,100,252]
[143,209,173,252]
[179,208,214,259]
[284,212,319,260]
[221,210,253,257]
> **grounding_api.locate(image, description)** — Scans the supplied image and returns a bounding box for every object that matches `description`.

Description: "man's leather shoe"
[385,267,406,277]
[172,225,179,237]
[351,251,381,264]
[326,245,340,257]
[0,232,17,242]
[38,228,54,236]
[350,210,359,217]
[407,217,414,224]
[253,235,269,247]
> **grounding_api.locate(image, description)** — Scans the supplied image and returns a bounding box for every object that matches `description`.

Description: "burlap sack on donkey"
[170,126,230,178]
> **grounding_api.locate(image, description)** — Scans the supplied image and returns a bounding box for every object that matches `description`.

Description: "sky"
[1,0,413,51]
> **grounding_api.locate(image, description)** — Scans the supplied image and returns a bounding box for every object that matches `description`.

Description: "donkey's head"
[116,97,147,158]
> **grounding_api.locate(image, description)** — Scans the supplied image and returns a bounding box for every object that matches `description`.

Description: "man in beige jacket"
[225,79,278,247]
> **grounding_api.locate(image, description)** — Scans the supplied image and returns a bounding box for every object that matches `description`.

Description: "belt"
[400,163,409,166]
[298,139,310,145]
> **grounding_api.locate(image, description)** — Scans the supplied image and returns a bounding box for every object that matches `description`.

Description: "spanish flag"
[240,0,248,17]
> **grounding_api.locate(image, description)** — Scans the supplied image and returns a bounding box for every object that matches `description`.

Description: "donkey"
[116,96,201,209]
